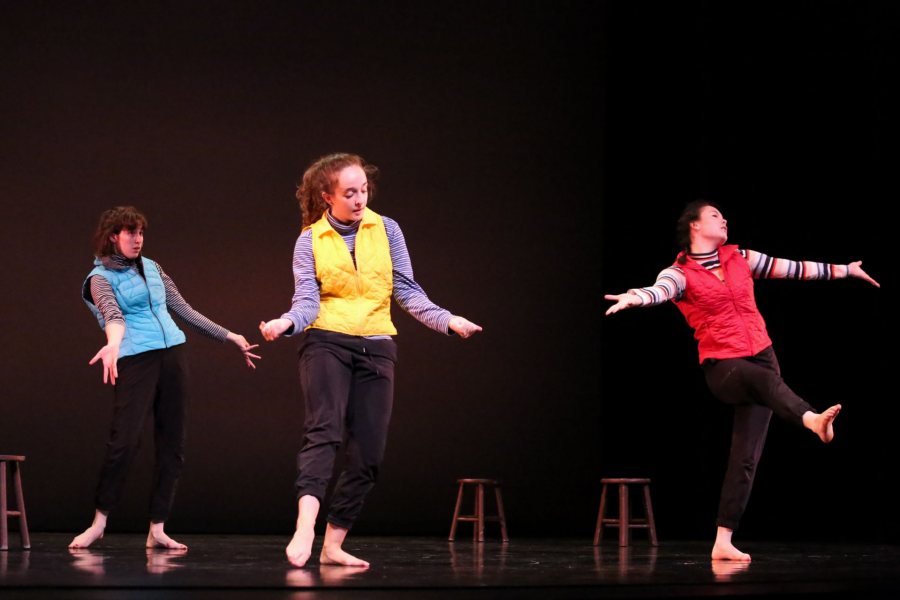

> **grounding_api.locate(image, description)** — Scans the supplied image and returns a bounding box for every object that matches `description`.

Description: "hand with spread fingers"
[226,332,261,369]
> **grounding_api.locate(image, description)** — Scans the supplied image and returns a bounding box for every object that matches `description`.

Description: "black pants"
[294,329,397,530]
[94,345,189,523]
[702,346,813,530]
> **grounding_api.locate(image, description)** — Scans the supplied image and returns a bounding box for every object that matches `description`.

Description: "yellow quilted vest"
[307,208,397,336]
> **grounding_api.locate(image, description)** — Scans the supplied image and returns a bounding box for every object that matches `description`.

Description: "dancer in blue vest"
[70,206,260,550]
[259,153,482,568]
[604,201,879,562]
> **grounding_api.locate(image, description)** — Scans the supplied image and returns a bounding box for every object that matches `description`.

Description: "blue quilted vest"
[83,256,186,358]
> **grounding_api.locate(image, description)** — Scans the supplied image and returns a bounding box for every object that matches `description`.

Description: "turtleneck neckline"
[100,253,140,271]
[688,248,718,260]
[326,210,361,233]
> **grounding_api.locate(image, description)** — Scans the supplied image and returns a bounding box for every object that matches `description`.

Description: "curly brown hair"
[92,206,148,257]
[297,153,378,228]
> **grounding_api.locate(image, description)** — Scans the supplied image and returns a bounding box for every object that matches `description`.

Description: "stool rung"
[5,511,22,517]
[601,518,648,524]
[456,516,502,522]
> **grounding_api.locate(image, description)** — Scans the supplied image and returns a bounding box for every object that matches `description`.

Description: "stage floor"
[1,534,898,599]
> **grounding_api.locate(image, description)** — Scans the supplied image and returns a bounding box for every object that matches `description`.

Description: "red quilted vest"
[673,244,772,363]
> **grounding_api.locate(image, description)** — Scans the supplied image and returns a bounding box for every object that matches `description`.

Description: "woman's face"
[110,227,144,259]
[692,205,728,246]
[324,165,369,223]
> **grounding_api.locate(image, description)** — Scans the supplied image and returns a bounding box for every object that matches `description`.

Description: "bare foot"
[146,531,188,550]
[319,564,370,581]
[320,545,370,567]
[286,525,316,568]
[812,404,841,443]
[69,525,105,549]
[711,541,751,562]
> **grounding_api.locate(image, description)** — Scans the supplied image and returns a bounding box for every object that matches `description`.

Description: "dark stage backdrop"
[0,1,895,544]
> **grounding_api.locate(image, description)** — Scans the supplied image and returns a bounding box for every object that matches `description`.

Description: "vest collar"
[679,244,737,269]
[95,254,141,272]
[315,208,379,238]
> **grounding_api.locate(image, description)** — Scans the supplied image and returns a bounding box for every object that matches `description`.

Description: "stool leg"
[618,483,629,547]
[449,482,465,541]
[476,483,485,543]
[593,483,608,545]
[12,464,29,550]
[494,485,509,543]
[642,484,658,546]
[1,462,8,551]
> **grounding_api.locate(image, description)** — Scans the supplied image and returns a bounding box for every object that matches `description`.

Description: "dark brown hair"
[92,206,147,257]
[296,153,378,228]
[675,200,720,264]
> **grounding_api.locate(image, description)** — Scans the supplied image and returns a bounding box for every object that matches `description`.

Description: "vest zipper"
[354,237,363,336]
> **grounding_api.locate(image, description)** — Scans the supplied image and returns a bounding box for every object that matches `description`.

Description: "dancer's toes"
[816,404,841,443]
[711,542,751,562]
[286,527,315,568]
[69,526,105,549]
[320,546,370,567]
[146,531,188,550]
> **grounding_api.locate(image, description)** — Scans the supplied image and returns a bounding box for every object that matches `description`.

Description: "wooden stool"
[1,455,30,550]
[593,477,657,547]
[448,478,509,542]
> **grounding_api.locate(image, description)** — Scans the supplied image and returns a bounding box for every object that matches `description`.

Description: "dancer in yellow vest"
[259,153,482,568]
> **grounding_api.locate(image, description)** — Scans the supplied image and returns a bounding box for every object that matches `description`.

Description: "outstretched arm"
[604,293,643,316]
[605,266,686,316]
[744,249,879,287]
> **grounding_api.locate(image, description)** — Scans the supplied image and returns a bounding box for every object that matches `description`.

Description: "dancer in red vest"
[604,201,879,562]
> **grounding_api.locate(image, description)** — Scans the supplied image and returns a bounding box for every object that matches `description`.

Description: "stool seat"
[1,455,30,550]
[593,477,657,547]
[449,478,509,542]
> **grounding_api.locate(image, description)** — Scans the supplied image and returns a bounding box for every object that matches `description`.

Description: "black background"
[1,1,895,543]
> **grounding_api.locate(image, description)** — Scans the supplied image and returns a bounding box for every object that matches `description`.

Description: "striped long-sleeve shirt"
[88,256,229,342]
[628,248,851,306]
[280,211,453,337]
